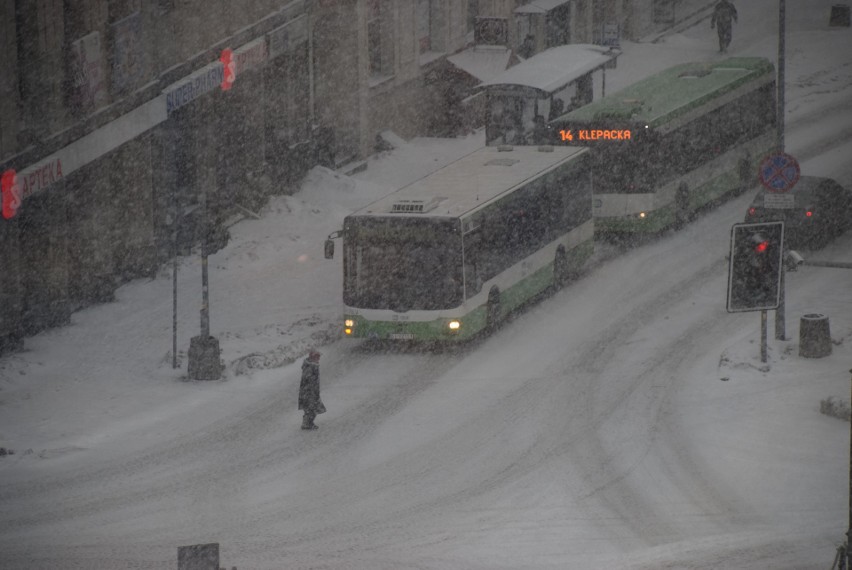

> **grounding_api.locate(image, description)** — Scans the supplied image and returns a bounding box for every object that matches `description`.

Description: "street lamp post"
[172,183,178,369]
[200,189,211,340]
[775,0,787,341]
[187,115,221,381]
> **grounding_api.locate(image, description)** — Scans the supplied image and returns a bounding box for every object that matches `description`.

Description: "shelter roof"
[481,44,619,93]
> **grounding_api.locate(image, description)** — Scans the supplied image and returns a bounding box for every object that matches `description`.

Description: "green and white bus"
[548,57,778,234]
[325,145,593,342]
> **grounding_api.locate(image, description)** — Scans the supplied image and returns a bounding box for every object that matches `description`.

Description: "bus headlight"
[638,211,647,219]
[448,320,461,331]
[344,319,355,327]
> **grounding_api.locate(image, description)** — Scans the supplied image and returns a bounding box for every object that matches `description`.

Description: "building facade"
[0,0,316,351]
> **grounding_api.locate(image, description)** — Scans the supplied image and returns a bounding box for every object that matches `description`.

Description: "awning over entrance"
[514,0,572,14]
[446,45,514,84]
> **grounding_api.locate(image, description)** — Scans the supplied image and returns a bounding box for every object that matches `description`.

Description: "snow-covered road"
[2,2,852,568]
[1,181,848,569]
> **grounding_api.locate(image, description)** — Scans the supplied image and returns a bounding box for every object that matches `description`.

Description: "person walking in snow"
[298,349,325,430]
[711,0,738,53]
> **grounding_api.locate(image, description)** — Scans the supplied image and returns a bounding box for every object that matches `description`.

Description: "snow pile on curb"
[820,396,851,422]
[231,320,341,375]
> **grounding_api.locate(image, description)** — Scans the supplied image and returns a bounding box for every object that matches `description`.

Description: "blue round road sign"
[758,152,800,193]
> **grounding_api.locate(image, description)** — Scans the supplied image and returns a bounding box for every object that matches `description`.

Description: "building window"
[467,0,479,35]
[157,0,175,14]
[653,0,677,24]
[417,0,431,53]
[36,0,63,52]
[545,5,571,48]
[417,0,446,55]
[368,0,392,78]
[282,48,311,144]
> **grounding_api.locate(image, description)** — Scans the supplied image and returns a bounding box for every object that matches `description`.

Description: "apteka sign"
[1,158,64,219]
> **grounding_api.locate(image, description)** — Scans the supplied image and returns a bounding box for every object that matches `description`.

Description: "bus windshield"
[343,217,462,311]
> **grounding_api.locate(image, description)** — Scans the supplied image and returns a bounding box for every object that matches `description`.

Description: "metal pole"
[199,106,211,340]
[172,188,178,369]
[803,260,852,270]
[777,0,785,152]
[186,110,219,381]
[200,188,210,339]
[774,0,786,340]
[776,261,785,340]
[848,368,852,570]
[760,310,767,363]
[171,117,179,370]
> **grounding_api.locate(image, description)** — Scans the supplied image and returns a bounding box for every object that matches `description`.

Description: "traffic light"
[727,222,784,312]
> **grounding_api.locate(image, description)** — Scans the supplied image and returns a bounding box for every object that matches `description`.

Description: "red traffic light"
[727,221,785,313]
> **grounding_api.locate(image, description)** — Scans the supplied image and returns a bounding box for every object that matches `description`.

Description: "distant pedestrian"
[298,349,325,430]
[711,0,738,53]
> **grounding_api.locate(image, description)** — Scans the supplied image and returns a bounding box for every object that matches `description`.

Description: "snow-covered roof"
[446,45,513,84]
[515,0,572,14]
[481,44,620,93]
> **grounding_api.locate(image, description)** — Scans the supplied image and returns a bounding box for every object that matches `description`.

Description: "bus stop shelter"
[480,44,620,145]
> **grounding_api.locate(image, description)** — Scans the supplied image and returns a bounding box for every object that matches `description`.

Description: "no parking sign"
[758,152,800,193]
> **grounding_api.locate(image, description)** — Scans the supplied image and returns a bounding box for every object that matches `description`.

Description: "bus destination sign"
[553,125,639,145]
[558,128,633,142]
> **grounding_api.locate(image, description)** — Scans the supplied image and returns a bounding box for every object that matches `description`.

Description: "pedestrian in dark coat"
[298,349,325,430]
[711,0,738,53]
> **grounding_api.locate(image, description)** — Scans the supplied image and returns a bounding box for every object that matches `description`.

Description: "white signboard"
[763,193,796,209]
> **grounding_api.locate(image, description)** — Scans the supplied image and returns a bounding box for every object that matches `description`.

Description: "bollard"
[178,543,219,570]
[799,313,832,358]
[188,335,222,380]
[830,4,851,26]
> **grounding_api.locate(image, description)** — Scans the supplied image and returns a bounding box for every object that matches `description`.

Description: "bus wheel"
[486,286,501,332]
[674,183,690,229]
[553,246,570,288]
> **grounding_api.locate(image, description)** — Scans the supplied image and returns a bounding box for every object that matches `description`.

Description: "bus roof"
[481,44,619,94]
[351,145,587,220]
[550,57,774,128]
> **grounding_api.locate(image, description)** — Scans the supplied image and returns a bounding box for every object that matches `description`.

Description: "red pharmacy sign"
[220,48,235,91]
[1,169,21,220]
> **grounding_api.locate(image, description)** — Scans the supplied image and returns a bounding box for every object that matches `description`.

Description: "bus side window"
[464,263,482,298]
[576,74,593,106]
[464,229,484,299]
